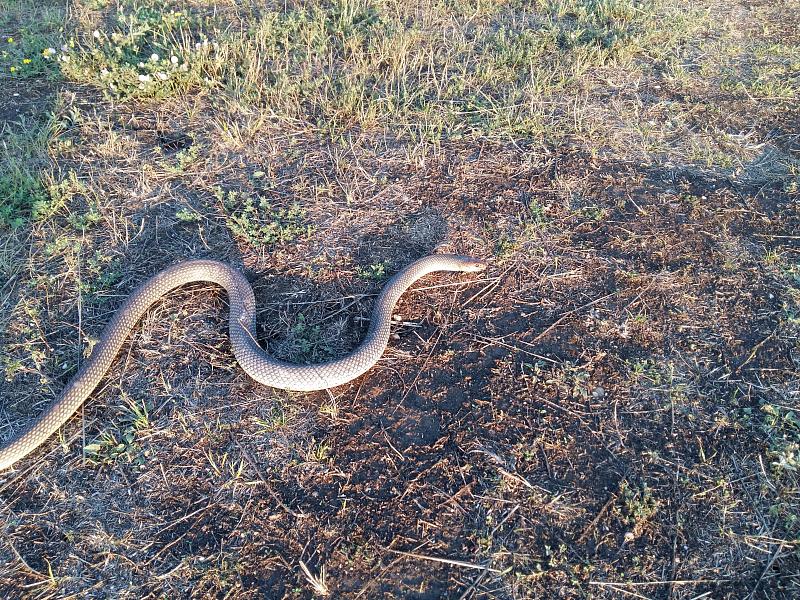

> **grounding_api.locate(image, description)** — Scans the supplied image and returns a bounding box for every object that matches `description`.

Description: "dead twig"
[232,435,305,519]
[383,548,502,573]
[393,326,444,411]
[589,579,730,587]
[745,542,787,600]
[576,492,618,544]
[530,290,618,344]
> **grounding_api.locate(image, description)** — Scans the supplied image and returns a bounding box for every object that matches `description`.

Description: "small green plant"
[761,404,800,476]
[305,438,331,463]
[78,251,122,296]
[120,394,151,431]
[205,450,246,486]
[163,144,202,174]
[494,233,517,260]
[615,480,660,540]
[0,170,48,228]
[175,206,201,223]
[37,171,86,222]
[84,393,152,466]
[528,200,547,224]
[283,313,333,362]
[319,398,340,420]
[771,443,799,473]
[67,204,101,231]
[216,187,313,248]
[577,205,607,221]
[84,430,131,464]
[736,403,800,536]
[627,358,663,384]
[355,261,388,281]
[2,297,48,381]
[253,403,292,433]
[1,118,60,227]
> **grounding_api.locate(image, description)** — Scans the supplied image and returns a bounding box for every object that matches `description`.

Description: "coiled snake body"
[0,254,485,471]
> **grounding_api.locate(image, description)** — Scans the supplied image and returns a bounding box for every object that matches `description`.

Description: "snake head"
[456,256,488,273]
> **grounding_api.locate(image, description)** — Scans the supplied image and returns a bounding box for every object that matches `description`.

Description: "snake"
[0,254,486,471]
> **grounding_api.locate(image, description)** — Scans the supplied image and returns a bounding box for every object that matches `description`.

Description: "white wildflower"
[138,74,151,82]
[150,53,159,62]
[60,54,70,62]
[93,30,101,39]
[179,63,188,72]
[156,71,167,80]
[100,68,109,78]
[195,43,202,50]
[171,55,178,64]
[137,61,145,68]
[42,47,57,58]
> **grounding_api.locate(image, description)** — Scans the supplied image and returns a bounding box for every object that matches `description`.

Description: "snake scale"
[0,254,486,471]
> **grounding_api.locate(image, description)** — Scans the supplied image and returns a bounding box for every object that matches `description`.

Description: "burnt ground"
[0,1,799,599]
[1,130,798,598]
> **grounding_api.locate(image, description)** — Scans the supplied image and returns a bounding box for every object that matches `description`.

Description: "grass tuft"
[0,119,55,228]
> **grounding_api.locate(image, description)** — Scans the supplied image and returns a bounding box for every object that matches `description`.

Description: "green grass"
[0,119,55,228]
[0,1,64,79]
[84,393,153,466]
[58,0,703,140]
[61,4,212,99]
[720,41,800,99]
[0,0,65,228]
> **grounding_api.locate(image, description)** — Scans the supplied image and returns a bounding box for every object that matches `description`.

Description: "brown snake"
[0,254,486,471]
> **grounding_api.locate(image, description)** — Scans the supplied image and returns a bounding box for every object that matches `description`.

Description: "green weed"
[61,3,210,99]
[162,144,202,174]
[619,480,659,526]
[355,261,388,281]
[215,187,313,248]
[627,357,664,385]
[84,394,153,466]
[175,206,202,223]
[739,402,800,535]
[305,438,331,463]
[252,403,293,433]
[0,2,64,79]
[283,313,333,363]
[38,171,87,222]
[1,298,47,381]
[79,251,122,297]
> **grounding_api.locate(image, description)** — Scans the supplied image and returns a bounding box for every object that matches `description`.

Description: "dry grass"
[1,0,798,598]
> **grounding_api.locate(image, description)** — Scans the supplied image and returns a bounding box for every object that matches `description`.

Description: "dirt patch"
[0,78,59,124]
